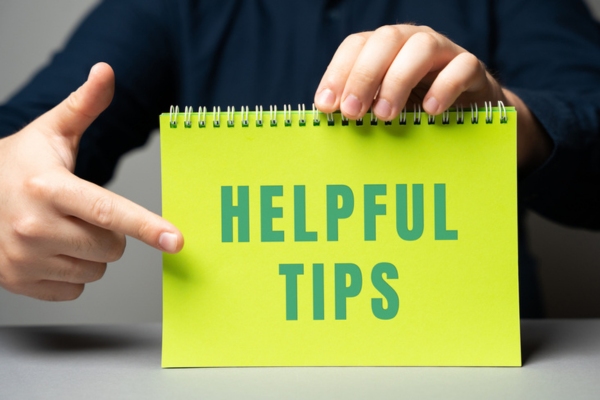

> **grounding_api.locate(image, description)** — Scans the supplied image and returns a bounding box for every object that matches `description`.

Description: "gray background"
[0,0,599,325]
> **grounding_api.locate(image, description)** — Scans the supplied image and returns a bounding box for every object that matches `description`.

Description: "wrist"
[502,88,553,175]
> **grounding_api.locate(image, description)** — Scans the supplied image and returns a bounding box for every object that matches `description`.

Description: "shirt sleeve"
[491,0,600,230]
[0,0,177,186]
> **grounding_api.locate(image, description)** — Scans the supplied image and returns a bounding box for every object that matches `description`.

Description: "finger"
[34,255,107,284]
[11,280,85,302]
[51,172,183,254]
[49,217,126,263]
[314,32,371,113]
[9,207,126,263]
[34,63,114,145]
[422,52,491,114]
[340,26,420,119]
[373,31,462,120]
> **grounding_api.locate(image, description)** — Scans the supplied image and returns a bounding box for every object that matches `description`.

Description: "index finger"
[51,172,183,254]
[314,31,372,114]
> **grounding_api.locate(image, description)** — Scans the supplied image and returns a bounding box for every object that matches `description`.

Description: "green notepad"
[160,105,521,367]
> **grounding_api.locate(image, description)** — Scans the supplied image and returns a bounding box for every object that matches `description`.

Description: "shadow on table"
[1,321,565,365]
[1,325,159,354]
[521,320,555,365]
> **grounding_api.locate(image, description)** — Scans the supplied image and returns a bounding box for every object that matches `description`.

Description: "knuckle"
[440,76,465,94]
[2,248,29,276]
[38,293,61,302]
[66,284,85,300]
[0,273,25,293]
[106,234,126,262]
[385,72,413,91]
[459,52,483,72]
[65,91,80,115]
[418,25,435,33]
[321,66,347,92]
[60,257,87,283]
[322,62,346,86]
[72,235,94,256]
[0,262,32,294]
[350,65,378,86]
[459,53,486,77]
[374,25,402,44]
[11,216,44,240]
[52,263,72,282]
[411,31,439,50]
[91,196,116,227]
[87,263,107,283]
[42,284,85,302]
[24,174,56,199]
[343,33,368,48]
[136,221,154,244]
[65,90,93,120]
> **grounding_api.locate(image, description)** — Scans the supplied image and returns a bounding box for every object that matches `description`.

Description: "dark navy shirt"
[1,0,600,317]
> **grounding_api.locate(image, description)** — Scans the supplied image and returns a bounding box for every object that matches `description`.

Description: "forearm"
[515,89,600,229]
[491,0,600,229]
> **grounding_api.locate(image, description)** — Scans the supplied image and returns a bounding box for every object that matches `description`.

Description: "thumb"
[36,62,114,146]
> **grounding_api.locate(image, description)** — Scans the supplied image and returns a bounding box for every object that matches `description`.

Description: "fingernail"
[373,99,392,120]
[341,94,362,118]
[424,97,440,114]
[159,232,178,253]
[316,88,335,109]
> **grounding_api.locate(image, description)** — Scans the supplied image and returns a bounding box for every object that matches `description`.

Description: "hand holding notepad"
[314,24,551,172]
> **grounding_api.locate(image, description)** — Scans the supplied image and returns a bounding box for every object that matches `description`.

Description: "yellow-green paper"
[160,107,521,367]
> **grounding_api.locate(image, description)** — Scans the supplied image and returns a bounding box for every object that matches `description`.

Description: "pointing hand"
[0,63,183,301]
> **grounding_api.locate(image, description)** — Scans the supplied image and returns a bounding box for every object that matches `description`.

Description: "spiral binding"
[168,102,508,128]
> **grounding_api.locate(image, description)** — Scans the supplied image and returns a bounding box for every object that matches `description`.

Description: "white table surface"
[1,320,599,399]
